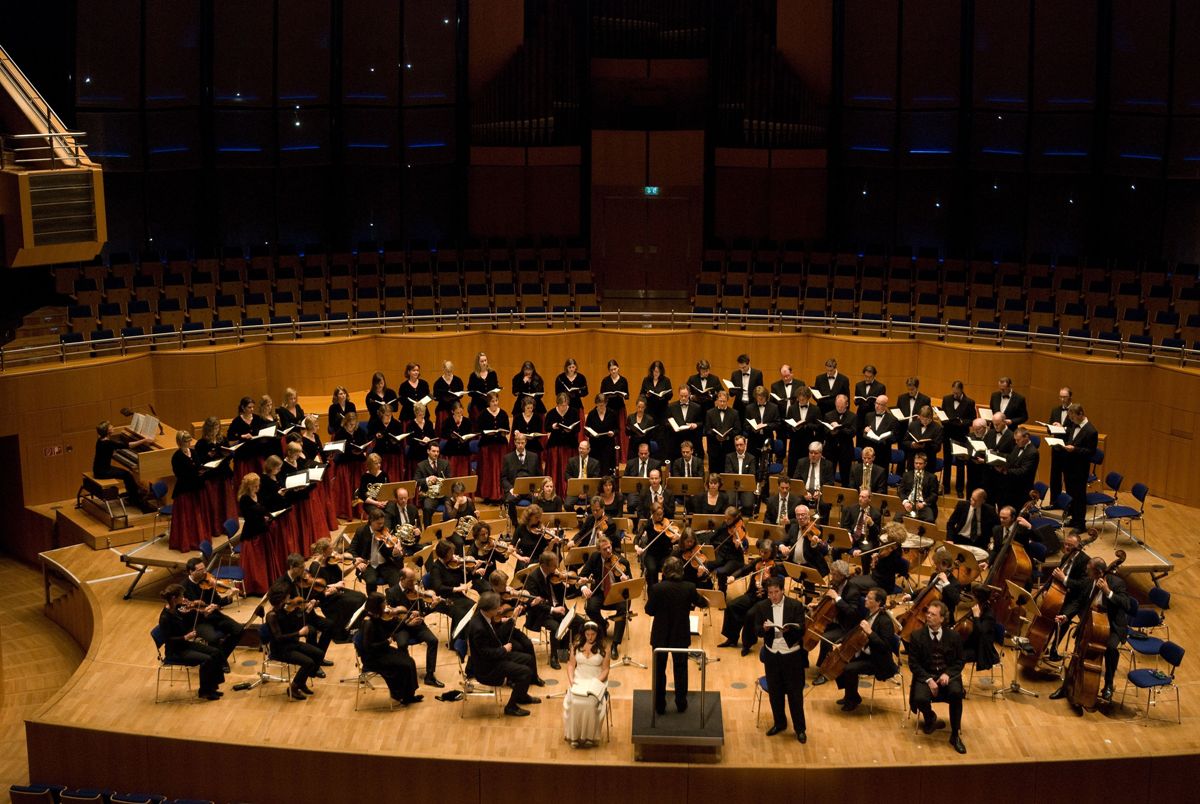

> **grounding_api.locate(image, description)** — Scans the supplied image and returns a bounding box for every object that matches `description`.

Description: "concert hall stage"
[23,492,1200,804]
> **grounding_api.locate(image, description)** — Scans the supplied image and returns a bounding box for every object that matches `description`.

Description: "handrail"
[0,44,95,168]
[2,309,1197,372]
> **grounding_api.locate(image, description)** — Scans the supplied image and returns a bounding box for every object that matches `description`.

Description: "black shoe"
[549,655,562,670]
[766,724,785,736]
[740,646,751,657]
[1101,686,1114,702]
[717,639,738,648]
[424,674,445,689]
[320,659,334,667]
[921,715,946,734]
[504,704,531,717]
[611,644,620,659]
[332,632,354,645]
[655,705,666,716]
[796,731,807,743]
[1049,686,1067,700]
[841,698,861,712]
[811,674,827,686]
[1047,650,1062,662]
[222,662,231,673]
[517,695,542,705]
[950,733,967,754]
[286,686,307,700]
[402,694,425,705]
[199,690,221,701]
[677,700,688,714]
[301,685,315,695]
[531,677,546,687]
[315,669,327,679]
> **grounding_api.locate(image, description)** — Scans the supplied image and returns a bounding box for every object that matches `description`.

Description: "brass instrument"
[397,523,419,550]
[426,476,444,499]
[454,515,477,542]
[365,481,384,501]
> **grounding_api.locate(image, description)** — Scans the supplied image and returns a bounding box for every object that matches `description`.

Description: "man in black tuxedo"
[415,443,451,527]
[946,489,999,550]
[813,560,866,682]
[823,394,858,485]
[645,557,705,715]
[636,469,676,521]
[909,600,966,753]
[853,364,886,435]
[1059,403,1098,531]
[383,485,420,535]
[686,359,719,416]
[1046,386,1075,498]
[1045,532,1090,660]
[385,567,444,687]
[501,432,542,524]
[704,391,741,474]
[834,586,899,712]
[840,489,882,556]
[849,446,888,494]
[623,441,663,515]
[982,412,1015,505]
[744,386,780,456]
[467,592,541,717]
[1002,427,1040,510]
[990,376,1028,431]
[905,405,943,470]
[763,475,794,528]
[351,508,404,592]
[813,357,851,417]
[784,386,823,477]
[983,505,1033,565]
[665,386,705,460]
[895,377,932,421]
[522,552,570,669]
[671,439,704,480]
[769,363,804,411]
[579,536,633,658]
[940,380,976,496]
[898,452,939,523]
[793,441,834,522]
[723,435,758,517]
[730,353,764,417]
[182,557,245,669]
[750,576,808,742]
[859,395,899,467]
[1050,556,1134,702]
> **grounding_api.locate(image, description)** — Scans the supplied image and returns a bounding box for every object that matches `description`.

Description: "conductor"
[645,557,704,715]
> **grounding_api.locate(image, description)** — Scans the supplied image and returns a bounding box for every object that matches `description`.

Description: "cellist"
[811,559,868,687]
[1045,532,1090,661]
[833,587,898,712]
[1049,556,1133,704]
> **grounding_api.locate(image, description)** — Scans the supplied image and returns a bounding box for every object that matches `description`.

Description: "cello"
[803,591,840,651]
[1064,551,1126,711]
[819,601,898,680]
[981,528,1032,633]
[1017,551,1090,672]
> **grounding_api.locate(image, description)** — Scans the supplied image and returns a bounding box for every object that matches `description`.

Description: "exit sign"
[643,186,660,197]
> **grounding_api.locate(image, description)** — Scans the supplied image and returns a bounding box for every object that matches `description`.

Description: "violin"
[731,517,748,550]
[373,527,403,552]
[653,517,682,540]
[296,572,329,595]
[282,595,309,613]
[549,568,583,585]
[800,519,823,547]
[197,572,240,596]
[445,554,480,570]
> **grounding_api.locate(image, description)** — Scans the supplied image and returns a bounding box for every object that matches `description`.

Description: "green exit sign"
[643,186,660,197]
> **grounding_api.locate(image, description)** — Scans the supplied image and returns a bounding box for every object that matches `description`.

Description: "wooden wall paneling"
[592,131,647,186]
[776,0,833,100]
[1031,758,1149,804]
[649,131,705,187]
[467,0,523,101]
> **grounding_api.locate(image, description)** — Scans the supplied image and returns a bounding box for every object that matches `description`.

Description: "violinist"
[635,469,675,522]
[832,587,897,712]
[487,570,547,688]
[467,521,506,593]
[812,560,868,685]
[467,592,540,717]
[908,600,967,754]
[523,552,571,669]
[749,576,807,741]
[672,529,713,589]
[1049,556,1132,703]
[265,581,325,701]
[514,504,558,570]
[427,538,478,632]
[1044,532,1090,661]
[277,553,335,662]
[350,509,404,593]
[867,523,909,595]
[181,557,244,669]
[784,504,828,577]
[718,537,785,655]
[957,593,1000,672]
[636,503,678,587]
[158,584,225,701]
[306,537,366,644]
[359,592,423,704]
[383,567,444,688]
[706,506,748,593]
[574,495,617,549]
[840,489,881,559]
[579,535,631,659]
[501,432,542,525]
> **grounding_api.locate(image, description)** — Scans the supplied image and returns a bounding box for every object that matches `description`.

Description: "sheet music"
[129,412,159,439]
[308,466,326,482]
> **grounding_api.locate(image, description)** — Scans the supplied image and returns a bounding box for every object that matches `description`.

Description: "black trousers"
[584,595,628,646]
[943,440,967,495]
[195,612,244,661]
[396,623,439,676]
[653,649,690,711]
[763,648,806,732]
[317,588,367,639]
[706,559,743,593]
[1066,473,1088,530]
[439,595,478,637]
[170,641,225,693]
[721,592,762,645]
[364,647,418,700]
[481,650,536,705]
[836,657,877,699]
[642,552,666,589]
[275,640,325,687]
[910,677,964,733]
[362,563,402,595]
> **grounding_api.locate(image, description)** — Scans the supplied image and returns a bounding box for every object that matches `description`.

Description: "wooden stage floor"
[21,493,1200,801]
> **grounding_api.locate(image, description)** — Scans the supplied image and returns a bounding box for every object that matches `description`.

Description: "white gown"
[563,650,608,743]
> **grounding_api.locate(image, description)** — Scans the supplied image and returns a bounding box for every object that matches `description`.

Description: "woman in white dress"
[563,620,610,747]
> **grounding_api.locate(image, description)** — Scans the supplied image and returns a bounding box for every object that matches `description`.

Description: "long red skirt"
[381,452,408,482]
[169,490,208,553]
[614,405,629,461]
[544,445,577,498]
[240,531,271,595]
[449,455,472,479]
[478,443,505,501]
[232,453,264,488]
[332,460,361,520]
[312,471,339,530]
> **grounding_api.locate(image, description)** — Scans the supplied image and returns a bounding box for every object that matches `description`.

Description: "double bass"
[980,528,1033,633]
[1018,553,1082,672]
[1064,550,1126,711]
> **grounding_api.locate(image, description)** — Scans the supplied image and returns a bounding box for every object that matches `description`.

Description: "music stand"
[666,476,704,499]
[605,577,647,668]
[451,603,479,641]
[820,483,853,516]
[425,518,460,543]
[543,511,580,531]
[566,477,599,501]
[902,518,947,544]
[939,542,982,585]
[991,580,1040,698]
[446,475,478,496]
[619,476,650,496]
[513,476,550,497]
[746,521,786,543]
[720,473,758,497]
[783,562,823,585]
[377,480,418,504]
[563,545,597,567]
[870,492,905,520]
[689,513,724,533]
[405,544,434,569]
[697,588,726,611]
[821,525,854,551]
[513,564,537,586]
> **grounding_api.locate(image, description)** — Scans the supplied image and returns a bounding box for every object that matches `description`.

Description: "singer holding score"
[750,576,808,742]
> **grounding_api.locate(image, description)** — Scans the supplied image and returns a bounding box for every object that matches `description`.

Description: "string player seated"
[578,535,632,659]
[718,537,786,656]
[833,586,898,712]
[384,567,445,688]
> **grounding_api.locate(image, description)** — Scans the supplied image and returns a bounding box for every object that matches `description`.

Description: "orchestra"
[142,354,1132,754]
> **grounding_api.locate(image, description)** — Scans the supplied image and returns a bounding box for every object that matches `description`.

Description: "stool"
[77,472,130,530]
